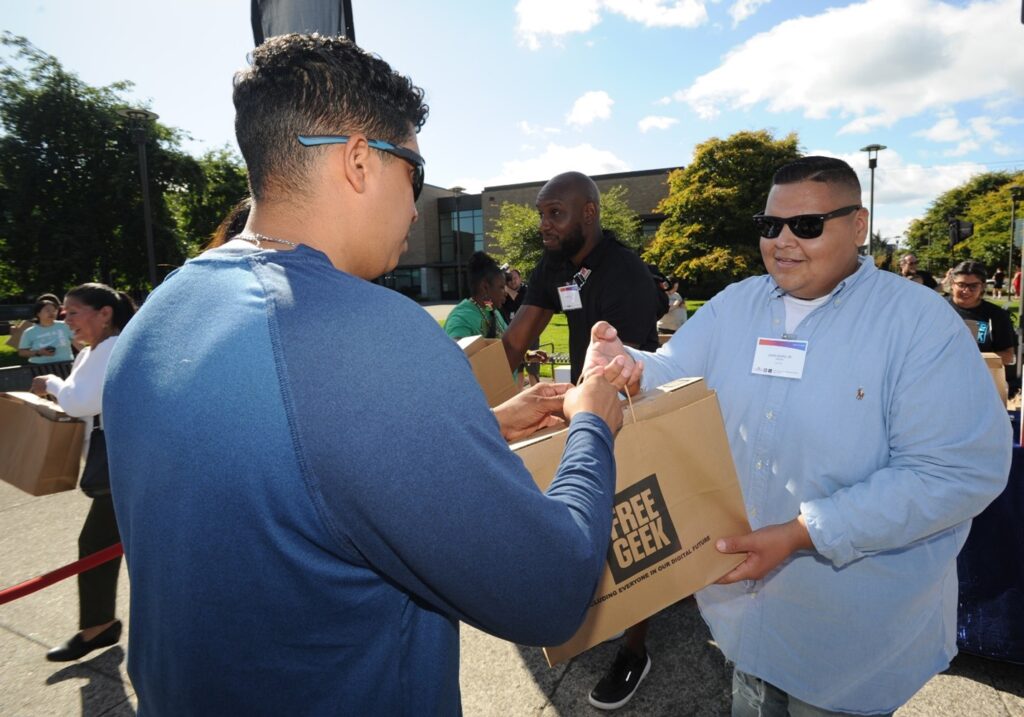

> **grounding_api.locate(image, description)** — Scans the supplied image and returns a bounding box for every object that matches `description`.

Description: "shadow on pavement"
[46,645,135,716]
[946,652,1024,700]
[516,597,733,716]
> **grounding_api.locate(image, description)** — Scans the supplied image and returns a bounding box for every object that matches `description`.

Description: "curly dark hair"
[233,33,429,200]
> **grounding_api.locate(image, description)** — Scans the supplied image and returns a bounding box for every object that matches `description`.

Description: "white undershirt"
[782,293,832,335]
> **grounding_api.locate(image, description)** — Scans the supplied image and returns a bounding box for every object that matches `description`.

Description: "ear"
[852,207,869,248]
[98,306,114,324]
[336,134,372,196]
[583,201,597,225]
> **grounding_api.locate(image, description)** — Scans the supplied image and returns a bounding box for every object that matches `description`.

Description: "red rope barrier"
[0,543,123,606]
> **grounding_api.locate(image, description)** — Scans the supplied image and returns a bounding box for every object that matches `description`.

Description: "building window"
[440,208,483,262]
[381,268,422,299]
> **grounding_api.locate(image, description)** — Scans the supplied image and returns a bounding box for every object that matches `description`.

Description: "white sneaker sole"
[587,654,652,711]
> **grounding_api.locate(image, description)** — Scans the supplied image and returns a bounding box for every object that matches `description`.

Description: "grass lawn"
[0,341,19,369]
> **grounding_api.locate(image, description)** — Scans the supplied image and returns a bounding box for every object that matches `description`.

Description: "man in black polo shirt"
[502,171,660,384]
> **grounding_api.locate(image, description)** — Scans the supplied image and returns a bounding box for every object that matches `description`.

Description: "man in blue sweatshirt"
[104,34,631,715]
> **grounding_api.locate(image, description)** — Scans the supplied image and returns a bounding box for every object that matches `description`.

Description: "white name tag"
[751,337,808,380]
[558,284,583,311]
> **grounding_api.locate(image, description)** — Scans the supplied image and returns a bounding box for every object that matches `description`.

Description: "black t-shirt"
[499,283,526,325]
[524,231,660,382]
[916,270,938,290]
[947,298,1015,353]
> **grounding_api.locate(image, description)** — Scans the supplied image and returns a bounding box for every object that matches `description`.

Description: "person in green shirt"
[445,252,508,340]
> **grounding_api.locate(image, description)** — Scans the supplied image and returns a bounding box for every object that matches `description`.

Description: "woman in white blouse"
[30,283,136,662]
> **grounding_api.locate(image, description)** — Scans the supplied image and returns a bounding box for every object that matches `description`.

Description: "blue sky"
[4,0,1023,242]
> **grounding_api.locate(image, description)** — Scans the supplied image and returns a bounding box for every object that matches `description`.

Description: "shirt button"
[749,507,758,518]
[773,319,781,325]
[765,410,774,420]
[756,460,763,470]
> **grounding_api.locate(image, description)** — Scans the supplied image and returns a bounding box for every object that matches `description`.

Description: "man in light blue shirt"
[585,156,1010,716]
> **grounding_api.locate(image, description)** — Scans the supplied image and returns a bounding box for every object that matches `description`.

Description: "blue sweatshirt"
[104,242,615,716]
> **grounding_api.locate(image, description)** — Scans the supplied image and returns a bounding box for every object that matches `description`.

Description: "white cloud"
[817,148,988,240]
[515,0,602,49]
[638,115,679,132]
[603,0,708,28]
[729,0,770,26]
[655,96,673,106]
[944,140,981,157]
[567,90,614,126]
[518,120,561,137]
[516,0,708,48]
[458,143,631,191]
[915,118,971,143]
[676,0,1024,131]
[993,142,1017,156]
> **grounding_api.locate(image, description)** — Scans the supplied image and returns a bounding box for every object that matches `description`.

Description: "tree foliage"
[167,148,249,256]
[487,185,645,275]
[0,34,248,298]
[643,130,802,296]
[904,171,1024,277]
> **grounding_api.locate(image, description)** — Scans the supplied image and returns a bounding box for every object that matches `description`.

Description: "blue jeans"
[731,669,895,717]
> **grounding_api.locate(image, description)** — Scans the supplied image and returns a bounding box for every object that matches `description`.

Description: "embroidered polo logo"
[607,474,681,583]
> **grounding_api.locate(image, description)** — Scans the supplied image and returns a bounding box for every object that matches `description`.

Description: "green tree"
[643,130,802,296]
[167,148,249,255]
[487,185,646,274]
[488,202,542,274]
[0,34,201,296]
[904,171,1023,275]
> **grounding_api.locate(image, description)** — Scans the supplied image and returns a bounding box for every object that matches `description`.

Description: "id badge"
[558,284,583,311]
[751,337,808,379]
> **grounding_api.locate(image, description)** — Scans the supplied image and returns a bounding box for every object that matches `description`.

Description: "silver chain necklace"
[236,232,298,248]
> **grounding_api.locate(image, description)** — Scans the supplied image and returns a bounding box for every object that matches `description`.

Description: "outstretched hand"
[715,516,814,584]
[493,382,570,442]
[583,321,643,396]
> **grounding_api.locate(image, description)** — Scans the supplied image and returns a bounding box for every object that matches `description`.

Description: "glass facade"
[439,208,483,262]
[380,268,422,298]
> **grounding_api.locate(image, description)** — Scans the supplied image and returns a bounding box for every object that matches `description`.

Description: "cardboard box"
[511,377,751,665]
[458,336,519,407]
[0,391,84,496]
[981,352,1008,405]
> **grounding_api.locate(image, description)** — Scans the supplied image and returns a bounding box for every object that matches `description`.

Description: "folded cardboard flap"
[0,391,84,496]
[511,377,750,665]
[457,335,519,408]
[4,391,78,421]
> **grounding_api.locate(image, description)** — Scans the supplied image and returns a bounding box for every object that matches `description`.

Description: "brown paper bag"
[0,391,84,496]
[457,335,519,407]
[512,377,751,665]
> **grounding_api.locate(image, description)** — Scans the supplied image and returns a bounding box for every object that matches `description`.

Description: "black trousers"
[78,495,122,629]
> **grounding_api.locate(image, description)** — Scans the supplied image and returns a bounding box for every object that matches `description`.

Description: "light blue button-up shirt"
[632,257,1010,713]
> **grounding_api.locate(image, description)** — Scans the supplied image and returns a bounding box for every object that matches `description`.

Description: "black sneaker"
[588,646,651,710]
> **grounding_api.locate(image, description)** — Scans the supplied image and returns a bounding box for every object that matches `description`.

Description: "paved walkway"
[1,481,1022,716]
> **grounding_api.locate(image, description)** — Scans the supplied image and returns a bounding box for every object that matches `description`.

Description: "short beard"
[546,224,587,262]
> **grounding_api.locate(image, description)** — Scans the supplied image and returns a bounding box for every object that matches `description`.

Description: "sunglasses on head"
[753,205,861,240]
[297,135,425,201]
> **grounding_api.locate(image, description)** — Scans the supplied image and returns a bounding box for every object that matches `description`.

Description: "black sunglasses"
[753,205,862,240]
[297,135,425,201]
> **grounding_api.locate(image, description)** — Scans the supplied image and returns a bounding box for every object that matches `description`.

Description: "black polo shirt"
[947,298,1015,353]
[524,230,660,383]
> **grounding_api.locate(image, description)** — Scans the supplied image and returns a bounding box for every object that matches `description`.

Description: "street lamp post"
[860,144,886,255]
[450,186,465,299]
[117,108,160,288]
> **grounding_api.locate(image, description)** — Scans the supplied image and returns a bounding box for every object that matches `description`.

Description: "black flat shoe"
[46,620,122,662]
